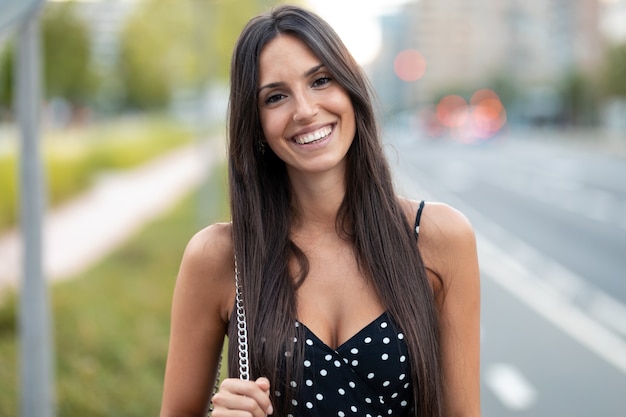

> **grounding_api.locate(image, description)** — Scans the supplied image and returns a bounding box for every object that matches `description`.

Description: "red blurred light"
[470,90,507,138]
[394,49,426,82]
[436,95,469,128]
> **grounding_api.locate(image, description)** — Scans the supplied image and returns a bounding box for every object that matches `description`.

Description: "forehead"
[258,34,322,82]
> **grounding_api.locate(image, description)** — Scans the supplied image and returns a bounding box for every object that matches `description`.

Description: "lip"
[290,123,336,143]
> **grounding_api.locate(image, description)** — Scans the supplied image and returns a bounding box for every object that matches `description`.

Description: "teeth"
[294,126,332,144]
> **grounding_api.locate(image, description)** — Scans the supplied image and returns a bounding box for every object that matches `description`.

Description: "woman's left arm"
[421,202,481,417]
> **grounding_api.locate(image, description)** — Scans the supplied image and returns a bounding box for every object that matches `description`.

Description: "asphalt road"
[386,128,626,417]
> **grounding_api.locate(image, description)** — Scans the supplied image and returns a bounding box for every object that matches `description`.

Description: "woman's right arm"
[160,223,235,417]
[160,223,274,417]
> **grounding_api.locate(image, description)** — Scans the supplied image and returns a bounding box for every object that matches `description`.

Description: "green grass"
[0,163,229,417]
[0,116,195,232]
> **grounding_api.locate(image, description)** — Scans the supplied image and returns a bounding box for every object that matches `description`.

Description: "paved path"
[0,139,222,291]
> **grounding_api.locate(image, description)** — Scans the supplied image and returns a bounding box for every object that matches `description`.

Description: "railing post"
[15,5,55,417]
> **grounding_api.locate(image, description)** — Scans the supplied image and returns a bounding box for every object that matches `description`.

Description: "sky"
[306,0,413,65]
[599,0,626,41]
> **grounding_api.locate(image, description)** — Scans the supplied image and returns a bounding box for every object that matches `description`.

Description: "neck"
[288,168,346,235]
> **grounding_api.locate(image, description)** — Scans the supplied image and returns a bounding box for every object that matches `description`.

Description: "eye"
[312,76,331,88]
[265,93,286,104]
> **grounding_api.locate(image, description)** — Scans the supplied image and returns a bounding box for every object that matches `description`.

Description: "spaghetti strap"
[414,200,425,240]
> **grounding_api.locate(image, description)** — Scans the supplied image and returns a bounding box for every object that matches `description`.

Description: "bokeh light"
[436,95,469,128]
[470,89,507,139]
[393,49,426,82]
[418,106,446,137]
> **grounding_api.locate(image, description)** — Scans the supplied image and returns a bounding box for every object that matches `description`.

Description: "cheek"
[339,97,356,134]
[260,116,289,157]
[260,110,287,142]
[259,112,276,143]
[331,91,355,122]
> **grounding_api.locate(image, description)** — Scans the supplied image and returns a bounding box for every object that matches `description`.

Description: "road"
[386,128,626,417]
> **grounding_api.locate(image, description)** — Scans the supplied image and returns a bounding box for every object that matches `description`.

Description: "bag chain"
[234,255,250,380]
[208,255,250,415]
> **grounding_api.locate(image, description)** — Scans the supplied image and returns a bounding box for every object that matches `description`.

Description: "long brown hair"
[227,5,443,417]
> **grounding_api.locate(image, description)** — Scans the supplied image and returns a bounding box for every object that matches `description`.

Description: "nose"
[292,90,318,123]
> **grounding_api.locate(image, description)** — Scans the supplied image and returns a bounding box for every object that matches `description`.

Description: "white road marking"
[485,363,537,410]
[478,233,626,375]
[541,261,590,302]
[587,292,626,337]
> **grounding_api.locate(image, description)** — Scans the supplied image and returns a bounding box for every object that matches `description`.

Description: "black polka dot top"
[277,312,414,417]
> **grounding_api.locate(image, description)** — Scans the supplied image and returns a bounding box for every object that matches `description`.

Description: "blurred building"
[370,0,605,114]
[368,11,411,113]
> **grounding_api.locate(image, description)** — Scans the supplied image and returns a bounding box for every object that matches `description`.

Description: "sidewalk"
[0,139,223,291]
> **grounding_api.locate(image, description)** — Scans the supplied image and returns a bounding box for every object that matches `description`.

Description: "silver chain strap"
[208,255,250,416]
[234,255,250,380]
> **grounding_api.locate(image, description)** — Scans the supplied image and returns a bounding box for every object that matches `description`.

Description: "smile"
[293,125,333,144]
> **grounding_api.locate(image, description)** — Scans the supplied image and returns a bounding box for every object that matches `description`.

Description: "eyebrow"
[258,63,326,94]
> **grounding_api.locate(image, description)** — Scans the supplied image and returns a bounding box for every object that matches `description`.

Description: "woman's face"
[257,34,356,178]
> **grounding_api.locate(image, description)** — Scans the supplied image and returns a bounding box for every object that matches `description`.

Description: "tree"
[0,2,98,112]
[210,0,267,80]
[559,69,598,126]
[117,0,287,110]
[42,2,98,104]
[0,42,13,113]
[601,42,626,98]
[116,3,175,110]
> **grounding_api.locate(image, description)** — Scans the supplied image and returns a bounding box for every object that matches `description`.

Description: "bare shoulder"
[398,197,473,245]
[183,222,233,267]
[176,222,235,322]
[397,198,478,286]
[421,202,475,246]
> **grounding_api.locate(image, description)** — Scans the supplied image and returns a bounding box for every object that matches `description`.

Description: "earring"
[257,140,266,156]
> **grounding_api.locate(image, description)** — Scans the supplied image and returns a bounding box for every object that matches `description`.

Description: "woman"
[160,4,480,417]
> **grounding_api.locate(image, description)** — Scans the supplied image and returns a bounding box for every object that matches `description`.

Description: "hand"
[211,377,273,416]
